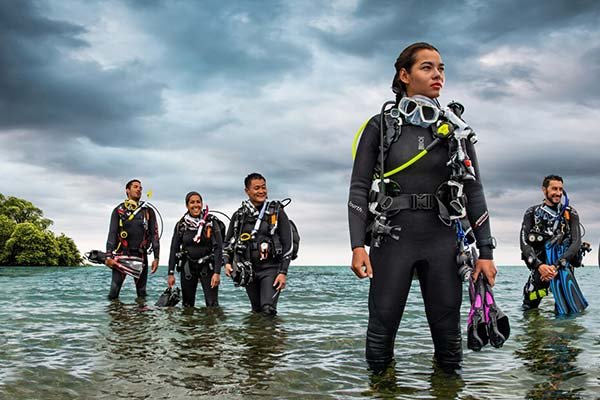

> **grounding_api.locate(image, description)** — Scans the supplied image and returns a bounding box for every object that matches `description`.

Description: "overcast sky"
[1,0,599,266]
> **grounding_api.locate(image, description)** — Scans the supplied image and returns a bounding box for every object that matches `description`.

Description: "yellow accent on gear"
[352,119,370,160]
[383,150,429,178]
[240,233,252,242]
[352,117,436,178]
[437,123,450,136]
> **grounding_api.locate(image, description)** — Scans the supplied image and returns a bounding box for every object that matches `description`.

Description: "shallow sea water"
[1,265,600,399]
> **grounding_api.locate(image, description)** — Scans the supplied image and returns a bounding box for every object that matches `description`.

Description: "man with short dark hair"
[520,175,587,312]
[224,173,293,315]
[105,179,160,299]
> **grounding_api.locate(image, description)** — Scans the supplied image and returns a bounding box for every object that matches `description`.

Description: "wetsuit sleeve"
[223,211,237,265]
[520,206,541,270]
[463,141,494,259]
[148,208,160,259]
[168,222,182,275]
[276,208,293,275]
[211,217,224,274]
[105,207,119,258]
[348,116,380,249]
[561,207,582,264]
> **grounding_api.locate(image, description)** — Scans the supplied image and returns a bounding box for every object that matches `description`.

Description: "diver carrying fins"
[520,175,590,315]
[520,175,591,316]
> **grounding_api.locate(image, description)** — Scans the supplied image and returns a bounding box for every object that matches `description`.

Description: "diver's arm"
[211,217,224,274]
[463,141,494,260]
[561,207,582,264]
[276,208,293,275]
[223,211,237,265]
[520,206,542,270]
[348,116,380,249]
[168,222,182,276]
[148,208,160,260]
[105,207,119,257]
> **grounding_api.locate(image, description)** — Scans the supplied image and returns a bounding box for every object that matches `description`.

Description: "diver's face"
[400,49,445,98]
[186,195,203,217]
[543,180,563,206]
[245,179,268,207]
[126,181,142,201]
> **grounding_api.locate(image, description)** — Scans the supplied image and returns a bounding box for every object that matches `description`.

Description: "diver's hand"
[538,264,557,282]
[105,258,116,268]
[225,263,233,277]
[151,259,159,274]
[473,258,497,286]
[211,273,221,288]
[273,274,286,291]
[351,247,372,279]
[167,274,175,288]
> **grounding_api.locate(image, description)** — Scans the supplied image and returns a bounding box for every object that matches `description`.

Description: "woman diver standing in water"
[348,42,497,373]
[167,191,223,307]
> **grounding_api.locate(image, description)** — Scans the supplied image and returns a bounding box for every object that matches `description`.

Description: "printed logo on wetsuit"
[418,136,425,150]
[348,201,365,216]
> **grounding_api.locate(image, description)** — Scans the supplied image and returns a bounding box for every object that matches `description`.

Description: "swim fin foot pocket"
[155,287,181,307]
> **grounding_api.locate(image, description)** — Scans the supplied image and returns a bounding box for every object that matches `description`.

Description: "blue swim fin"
[557,267,588,314]
[549,274,569,315]
[546,242,588,315]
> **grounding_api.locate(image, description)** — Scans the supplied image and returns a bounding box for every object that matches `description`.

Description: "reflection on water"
[97,300,287,399]
[515,309,585,400]
[236,314,287,395]
[364,361,465,399]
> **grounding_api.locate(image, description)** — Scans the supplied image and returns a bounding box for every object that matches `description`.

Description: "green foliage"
[56,233,83,266]
[4,223,60,266]
[0,214,16,244]
[0,195,52,229]
[0,193,81,266]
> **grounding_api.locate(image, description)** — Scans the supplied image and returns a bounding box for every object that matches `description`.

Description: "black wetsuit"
[106,202,160,299]
[520,203,581,310]
[348,114,494,371]
[168,214,224,307]
[224,201,293,315]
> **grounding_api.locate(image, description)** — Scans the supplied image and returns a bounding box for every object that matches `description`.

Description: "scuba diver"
[348,42,497,373]
[520,175,590,314]
[166,191,224,307]
[224,173,293,316]
[105,179,160,299]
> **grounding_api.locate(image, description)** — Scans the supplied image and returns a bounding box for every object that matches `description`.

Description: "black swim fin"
[155,287,181,307]
[482,279,510,348]
[467,275,488,351]
[557,267,588,314]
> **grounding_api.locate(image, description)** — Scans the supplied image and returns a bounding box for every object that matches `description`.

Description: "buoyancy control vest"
[116,201,152,255]
[232,200,299,263]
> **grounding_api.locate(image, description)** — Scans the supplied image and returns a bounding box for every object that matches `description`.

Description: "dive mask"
[398,95,440,128]
[124,199,139,211]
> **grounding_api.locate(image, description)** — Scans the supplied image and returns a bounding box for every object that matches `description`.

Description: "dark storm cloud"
[0,1,163,145]
[467,0,599,42]
[313,0,600,102]
[316,0,598,55]
[121,0,313,91]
